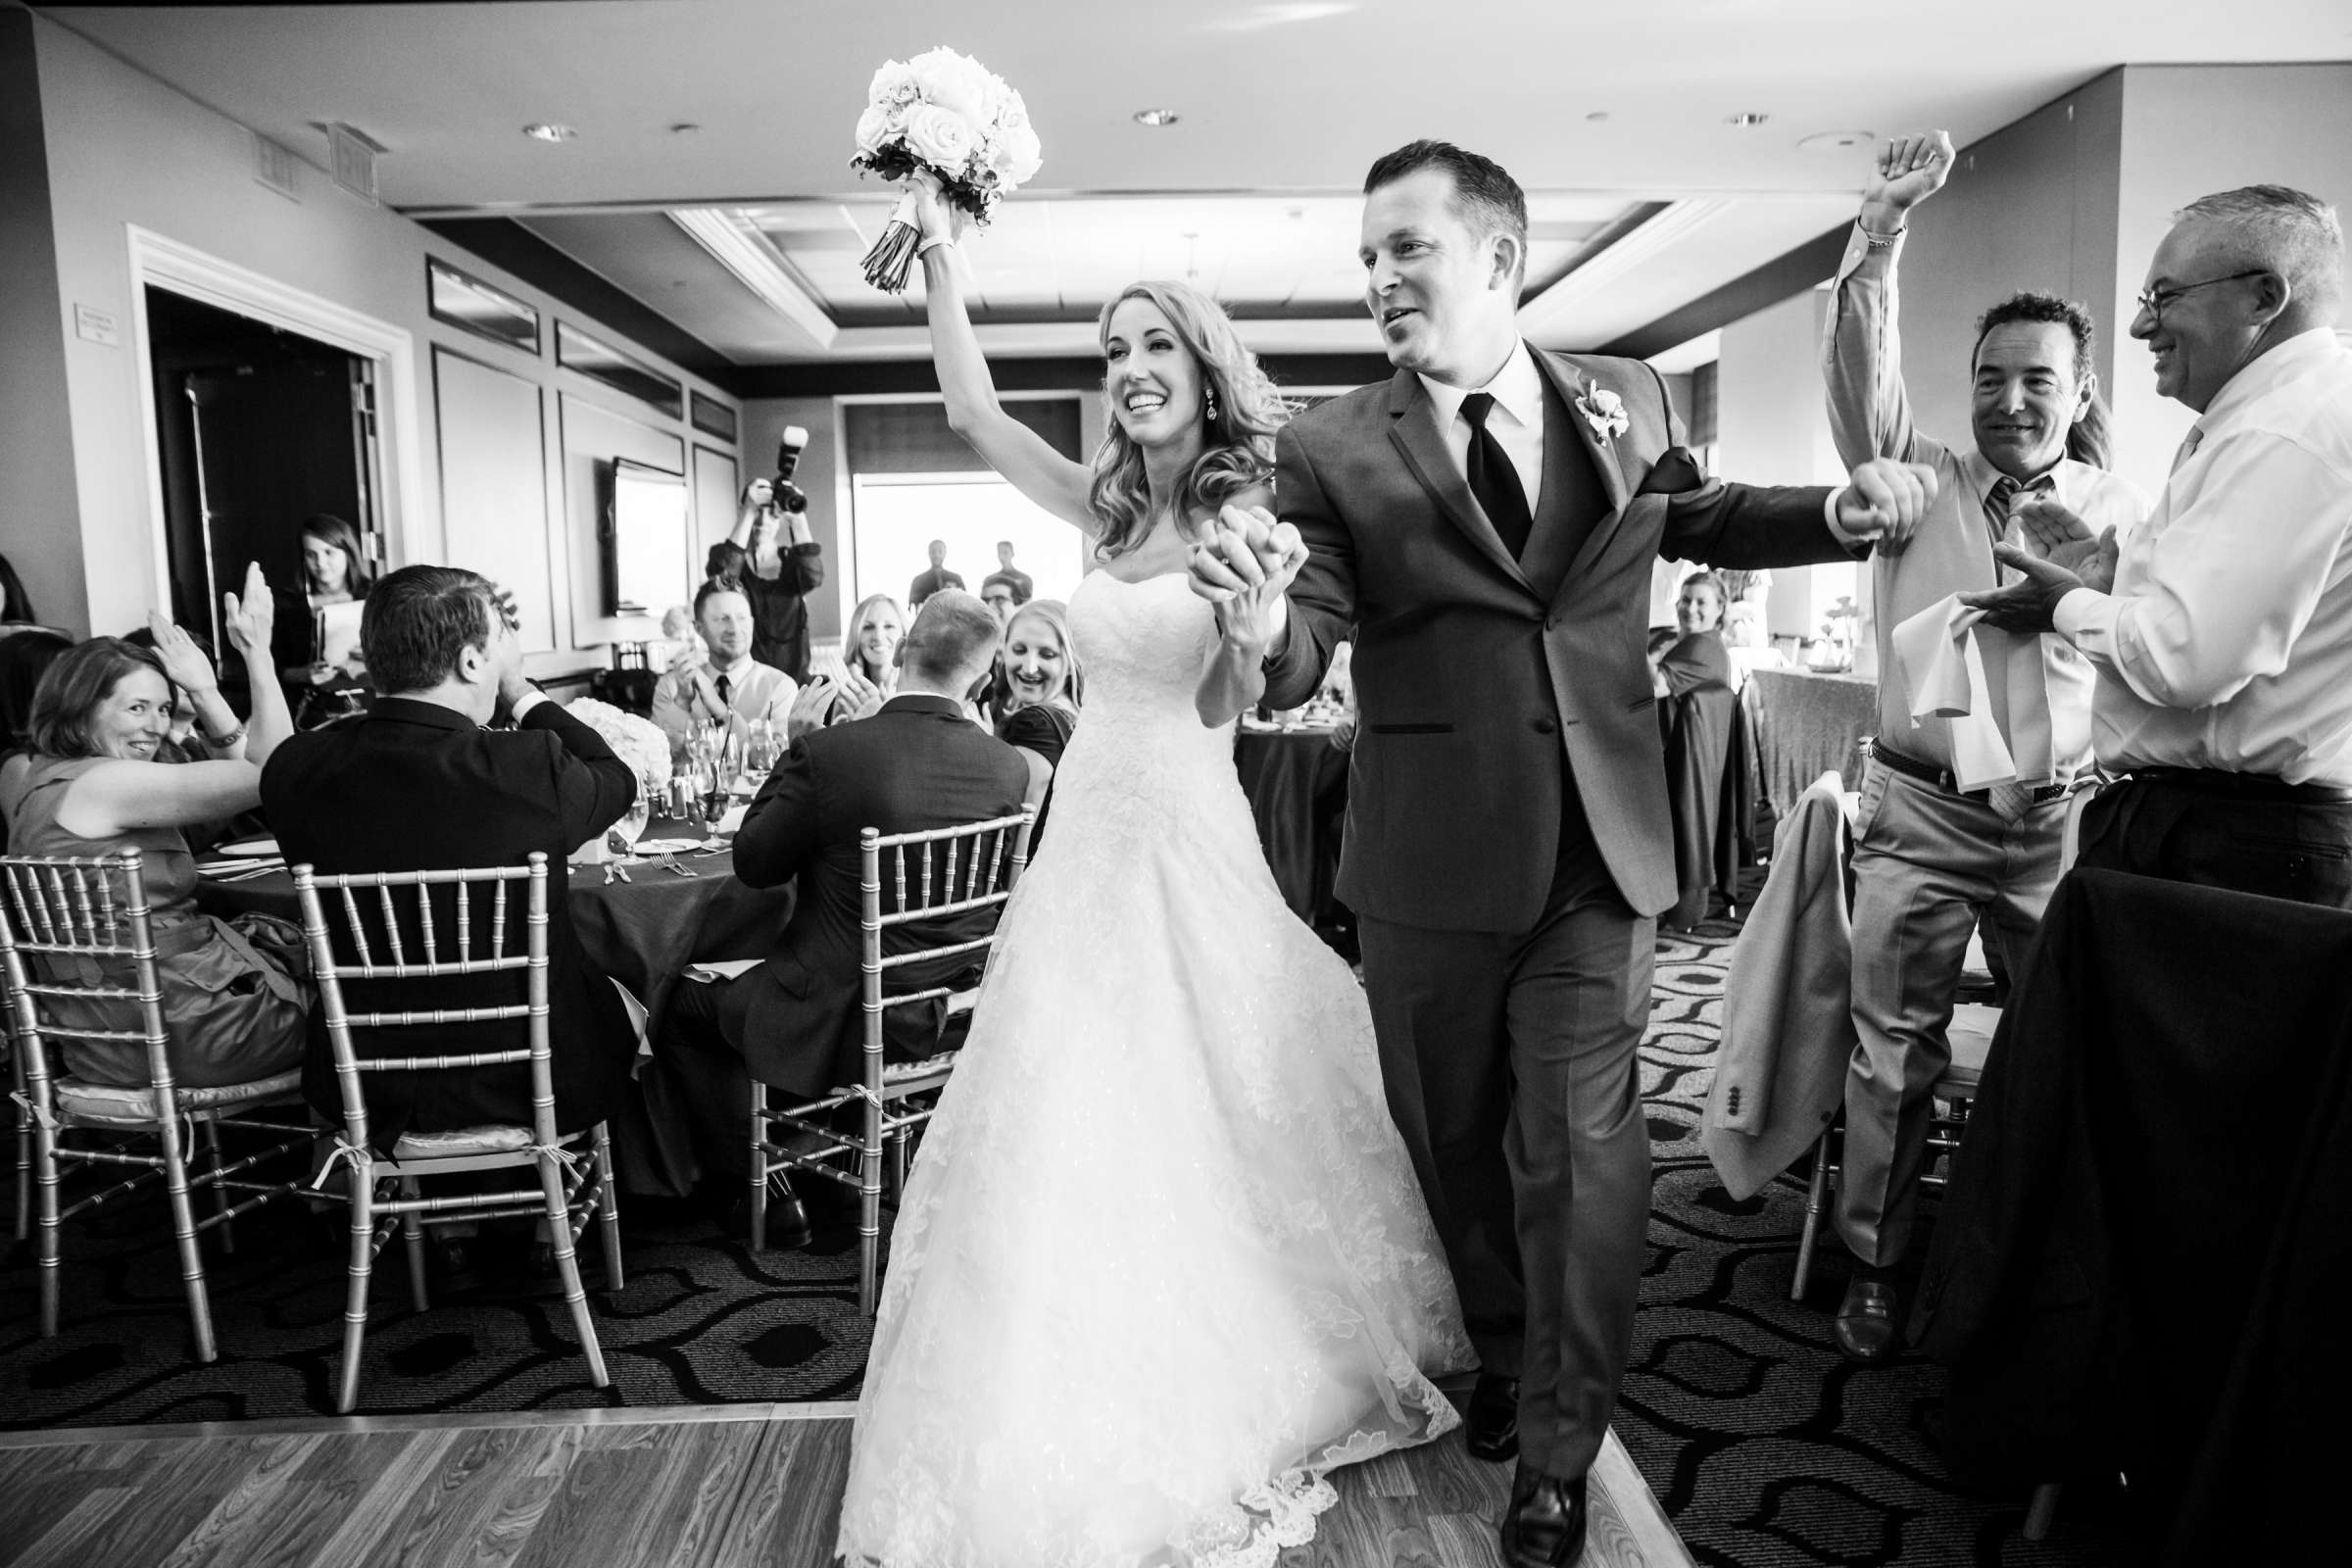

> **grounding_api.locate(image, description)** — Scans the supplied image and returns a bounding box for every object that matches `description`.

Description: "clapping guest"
[650,578,799,754]
[1649,571,1734,699]
[996,599,1081,849]
[0,568,306,1089]
[782,593,900,736]
[262,565,639,1151]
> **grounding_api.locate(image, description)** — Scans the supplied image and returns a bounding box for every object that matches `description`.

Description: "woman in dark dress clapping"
[994,599,1081,854]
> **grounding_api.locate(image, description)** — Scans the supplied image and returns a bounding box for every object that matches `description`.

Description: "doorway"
[144,286,381,658]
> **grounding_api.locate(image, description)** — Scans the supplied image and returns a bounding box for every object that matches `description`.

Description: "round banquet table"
[1740,667,1880,820]
[197,820,791,1198]
[1233,724,1351,946]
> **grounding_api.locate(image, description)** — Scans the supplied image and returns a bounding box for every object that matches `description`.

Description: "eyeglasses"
[2134,270,2267,323]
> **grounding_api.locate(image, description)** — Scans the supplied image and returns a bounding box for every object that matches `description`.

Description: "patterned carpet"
[0,901,2135,1566]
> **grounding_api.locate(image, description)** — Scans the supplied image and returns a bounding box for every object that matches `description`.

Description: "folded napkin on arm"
[1889,595,2054,796]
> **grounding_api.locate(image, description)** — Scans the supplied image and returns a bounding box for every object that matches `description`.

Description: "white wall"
[1713,287,1852,640]
[26,14,742,663]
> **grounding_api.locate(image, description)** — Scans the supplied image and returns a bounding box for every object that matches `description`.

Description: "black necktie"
[713,672,732,709]
[1462,392,1534,560]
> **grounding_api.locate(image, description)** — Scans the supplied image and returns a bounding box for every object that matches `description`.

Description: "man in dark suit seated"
[263,564,640,1169]
[658,590,1029,1243]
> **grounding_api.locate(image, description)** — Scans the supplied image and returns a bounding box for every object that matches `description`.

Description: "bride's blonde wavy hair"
[1087,280,1291,559]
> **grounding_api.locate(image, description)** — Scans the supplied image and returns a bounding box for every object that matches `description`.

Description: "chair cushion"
[53,1068,304,1126]
[390,1123,537,1159]
[1937,1004,2003,1095]
[883,1051,958,1085]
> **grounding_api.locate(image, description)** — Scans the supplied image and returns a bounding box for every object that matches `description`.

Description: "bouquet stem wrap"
[860,191,925,295]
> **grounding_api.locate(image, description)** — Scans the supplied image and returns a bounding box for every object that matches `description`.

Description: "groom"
[1192,140,1936,1565]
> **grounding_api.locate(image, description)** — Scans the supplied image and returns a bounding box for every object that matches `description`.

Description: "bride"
[833,180,1472,1567]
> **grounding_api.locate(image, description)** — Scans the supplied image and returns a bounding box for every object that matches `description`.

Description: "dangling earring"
[1204,386,1220,424]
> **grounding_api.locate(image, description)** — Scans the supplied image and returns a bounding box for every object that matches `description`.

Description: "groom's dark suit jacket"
[1266,348,1858,929]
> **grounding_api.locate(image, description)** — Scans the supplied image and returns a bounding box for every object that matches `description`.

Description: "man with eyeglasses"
[1816,131,2149,1362]
[1968,184,2352,908]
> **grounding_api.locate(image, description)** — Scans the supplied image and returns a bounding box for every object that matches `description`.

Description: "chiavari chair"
[748,810,1030,1312]
[0,849,311,1360]
[294,852,622,1413]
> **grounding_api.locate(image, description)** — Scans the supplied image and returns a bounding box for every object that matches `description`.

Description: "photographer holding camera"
[706,427,825,682]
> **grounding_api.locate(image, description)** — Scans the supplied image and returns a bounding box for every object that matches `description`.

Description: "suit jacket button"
[1532,716,1558,735]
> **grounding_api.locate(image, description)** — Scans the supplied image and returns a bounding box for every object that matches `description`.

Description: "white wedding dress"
[835,570,1472,1568]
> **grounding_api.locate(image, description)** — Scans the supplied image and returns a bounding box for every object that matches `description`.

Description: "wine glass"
[609,785,651,858]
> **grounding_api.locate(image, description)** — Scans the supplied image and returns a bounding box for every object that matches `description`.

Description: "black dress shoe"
[1835,1275,1902,1362]
[1500,1466,1588,1568]
[728,1192,812,1250]
[1467,1372,1521,1462]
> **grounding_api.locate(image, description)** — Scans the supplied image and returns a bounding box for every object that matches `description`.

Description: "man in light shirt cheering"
[652,577,798,754]
[1969,184,2352,908]
[1818,130,2147,1362]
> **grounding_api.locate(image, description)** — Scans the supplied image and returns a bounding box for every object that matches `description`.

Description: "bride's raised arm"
[913,178,1098,536]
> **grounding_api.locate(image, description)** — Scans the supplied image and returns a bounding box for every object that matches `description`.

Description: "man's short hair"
[980,571,1027,605]
[693,576,748,623]
[1363,140,1530,279]
[2174,184,2345,310]
[1973,292,2097,382]
[900,590,1001,683]
[362,565,497,694]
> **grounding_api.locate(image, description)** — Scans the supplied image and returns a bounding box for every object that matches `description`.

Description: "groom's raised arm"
[1264,424,1355,710]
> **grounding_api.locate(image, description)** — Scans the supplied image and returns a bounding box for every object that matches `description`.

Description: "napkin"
[1890,595,2054,794]
[684,958,761,984]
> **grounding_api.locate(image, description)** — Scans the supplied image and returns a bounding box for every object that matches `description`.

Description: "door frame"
[126,225,430,611]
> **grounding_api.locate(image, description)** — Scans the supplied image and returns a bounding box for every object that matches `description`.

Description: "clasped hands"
[1959,497,2120,634]
[1185,504,1308,657]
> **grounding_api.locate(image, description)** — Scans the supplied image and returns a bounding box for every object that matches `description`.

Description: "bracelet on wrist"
[205,723,248,750]
[1858,219,1904,249]
[917,235,956,258]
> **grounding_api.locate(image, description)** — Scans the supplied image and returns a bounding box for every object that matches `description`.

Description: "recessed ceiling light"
[1133,108,1180,128]
[1798,129,1873,153]
[522,122,576,143]
[1724,112,1770,127]
[1586,111,1610,123]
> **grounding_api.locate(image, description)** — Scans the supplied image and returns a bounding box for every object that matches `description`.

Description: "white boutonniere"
[1576,384,1630,443]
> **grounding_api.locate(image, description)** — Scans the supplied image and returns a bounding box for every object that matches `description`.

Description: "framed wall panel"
[427,258,541,356]
[557,319,683,419]
[432,345,557,652]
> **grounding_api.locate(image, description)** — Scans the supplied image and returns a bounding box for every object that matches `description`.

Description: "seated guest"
[658,590,1029,1231]
[1967,183,2352,908]
[1649,570,1734,699]
[790,593,901,733]
[979,572,1022,625]
[996,599,1080,851]
[0,572,306,1089]
[262,565,639,1150]
[0,628,74,829]
[271,513,375,729]
[705,478,825,682]
[651,578,799,754]
[1,550,37,625]
[121,622,264,855]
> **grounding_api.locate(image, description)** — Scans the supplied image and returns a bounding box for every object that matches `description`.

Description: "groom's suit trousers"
[1358,806,1652,1483]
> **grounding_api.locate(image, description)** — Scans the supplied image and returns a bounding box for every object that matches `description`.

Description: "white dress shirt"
[2054,328,2352,784]
[1419,339,1546,514]
[651,656,798,749]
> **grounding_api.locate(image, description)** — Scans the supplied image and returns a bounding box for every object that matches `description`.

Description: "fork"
[656,853,699,878]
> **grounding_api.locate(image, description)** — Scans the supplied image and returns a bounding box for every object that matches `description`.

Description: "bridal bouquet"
[849,46,1043,293]
[564,697,671,784]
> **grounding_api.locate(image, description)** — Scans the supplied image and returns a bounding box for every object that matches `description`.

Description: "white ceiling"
[38,0,2352,366]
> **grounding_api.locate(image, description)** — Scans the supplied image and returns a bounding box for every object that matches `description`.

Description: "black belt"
[2126,766,2352,806]
[1867,739,2072,807]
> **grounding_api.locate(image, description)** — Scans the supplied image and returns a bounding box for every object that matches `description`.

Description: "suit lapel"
[1538,352,1638,592]
[1383,369,1536,595]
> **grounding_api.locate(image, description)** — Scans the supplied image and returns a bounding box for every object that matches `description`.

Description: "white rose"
[901,103,977,173]
[854,102,901,157]
[906,46,991,125]
[867,60,919,107]
[991,121,1043,188]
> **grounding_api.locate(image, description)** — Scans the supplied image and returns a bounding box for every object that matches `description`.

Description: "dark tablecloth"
[1234,727,1348,930]
[1742,668,1878,818]
[199,825,791,1198]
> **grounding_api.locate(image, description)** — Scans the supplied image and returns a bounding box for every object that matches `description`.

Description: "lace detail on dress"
[835,572,1471,1568]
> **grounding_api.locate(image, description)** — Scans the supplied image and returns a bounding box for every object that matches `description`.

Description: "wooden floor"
[0,1404,1691,1568]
